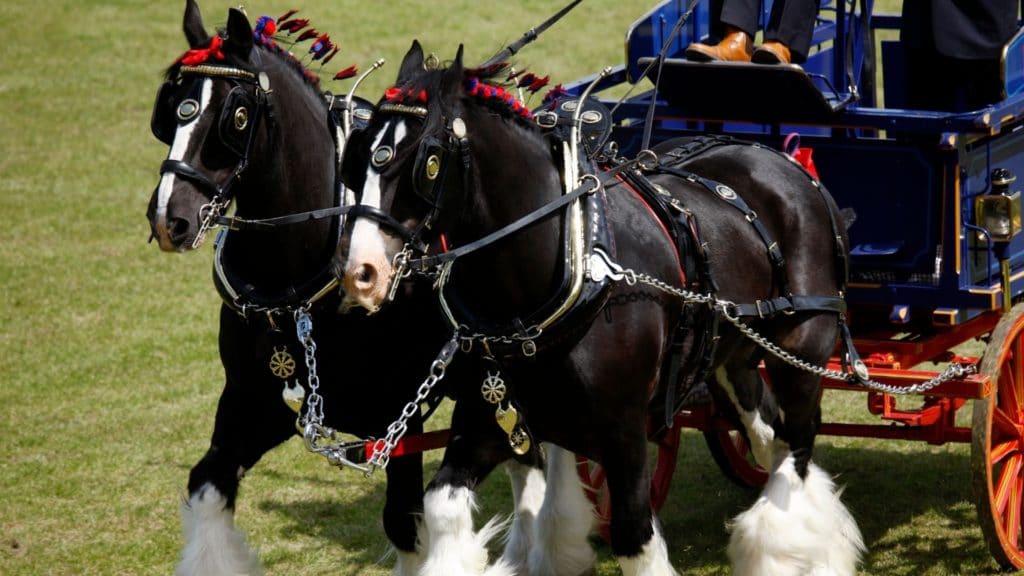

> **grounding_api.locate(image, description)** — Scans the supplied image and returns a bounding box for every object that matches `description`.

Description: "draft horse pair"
[334,41,866,575]
[146,3,553,575]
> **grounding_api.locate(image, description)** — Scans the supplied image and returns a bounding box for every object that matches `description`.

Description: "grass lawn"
[1,0,1018,574]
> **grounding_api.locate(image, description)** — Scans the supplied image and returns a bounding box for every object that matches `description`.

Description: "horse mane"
[384,58,552,126]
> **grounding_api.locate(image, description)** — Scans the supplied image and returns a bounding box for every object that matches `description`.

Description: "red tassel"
[334,65,358,81]
[296,29,319,42]
[179,35,225,66]
[277,9,298,22]
[528,75,549,92]
[322,46,340,65]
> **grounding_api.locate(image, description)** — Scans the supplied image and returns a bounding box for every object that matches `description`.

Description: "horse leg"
[726,321,864,576]
[499,447,547,574]
[177,378,295,576]
[385,445,426,576]
[419,404,517,576]
[525,443,596,576]
[602,427,677,576]
[713,360,779,470]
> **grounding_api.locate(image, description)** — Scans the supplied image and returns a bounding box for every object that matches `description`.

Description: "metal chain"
[365,333,461,473]
[293,308,377,473]
[192,194,231,249]
[618,266,977,395]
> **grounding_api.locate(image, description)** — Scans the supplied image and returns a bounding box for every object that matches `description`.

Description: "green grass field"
[2,0,1018,574]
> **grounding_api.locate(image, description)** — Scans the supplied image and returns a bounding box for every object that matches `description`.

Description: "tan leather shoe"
[685,26,752,63]
[752,41,792,64]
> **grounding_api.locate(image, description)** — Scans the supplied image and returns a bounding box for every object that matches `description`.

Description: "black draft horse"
[145,4,548,574]
[336,41,865,575]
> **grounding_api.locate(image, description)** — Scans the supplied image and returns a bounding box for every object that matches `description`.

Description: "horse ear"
[397,40,425,83]
[224,7,254,56]
[441,44,465,95]
[183,0,209,48]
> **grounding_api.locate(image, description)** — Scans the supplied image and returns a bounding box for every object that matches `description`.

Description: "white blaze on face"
[343,119,408,309]
[154,79,213,243]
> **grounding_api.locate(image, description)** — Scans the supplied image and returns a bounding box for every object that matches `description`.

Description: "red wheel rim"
[975,306,1024,570]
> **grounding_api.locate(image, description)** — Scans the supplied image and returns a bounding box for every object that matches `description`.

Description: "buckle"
[535,111,558,129]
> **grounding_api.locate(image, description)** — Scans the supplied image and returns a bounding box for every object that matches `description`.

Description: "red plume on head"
[178,35,225,66]
[277,9,299,22]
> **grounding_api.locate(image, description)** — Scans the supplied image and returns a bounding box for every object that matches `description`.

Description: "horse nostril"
[354,263,377,290]
[168,217,191,239]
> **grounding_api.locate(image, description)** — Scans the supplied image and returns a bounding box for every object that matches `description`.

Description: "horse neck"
[449,111,565,317]
[225,53,337,287]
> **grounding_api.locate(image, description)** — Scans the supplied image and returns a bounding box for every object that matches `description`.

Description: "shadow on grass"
[244,430,1010,575]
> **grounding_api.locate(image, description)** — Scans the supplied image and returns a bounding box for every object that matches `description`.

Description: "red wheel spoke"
[993,407,1023,440]
[992,439,1019,466]
[996,454,1022,517]
[1003,367,1023,417]
[1007,472,1024,546]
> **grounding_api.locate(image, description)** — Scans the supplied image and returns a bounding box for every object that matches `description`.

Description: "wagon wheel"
[973,303,1024,571]
[576,423,681,543]
[703,426,769,489]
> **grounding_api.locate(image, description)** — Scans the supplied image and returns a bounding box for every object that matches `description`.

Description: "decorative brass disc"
[481,372,506,404]
[269,346,296,379]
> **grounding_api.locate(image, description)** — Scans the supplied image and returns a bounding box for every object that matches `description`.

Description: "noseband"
[152,61,274,246]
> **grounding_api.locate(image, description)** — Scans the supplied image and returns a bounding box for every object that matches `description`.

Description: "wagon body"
[564,0,1024,568]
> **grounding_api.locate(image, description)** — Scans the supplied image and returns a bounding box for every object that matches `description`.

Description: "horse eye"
[233,107,249,131]
[177,99,199,121]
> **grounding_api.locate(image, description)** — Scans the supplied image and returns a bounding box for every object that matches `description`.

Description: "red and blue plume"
[310,34,332,59]
[254,15,276,38]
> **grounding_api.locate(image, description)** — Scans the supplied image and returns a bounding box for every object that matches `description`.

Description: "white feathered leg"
[176,483,263,576]
[500,460,547,573]
[727,451,865,576]
[391,516,427,576]
[528,444,596,576]
[616,516,677,576]
[419,485,514,576]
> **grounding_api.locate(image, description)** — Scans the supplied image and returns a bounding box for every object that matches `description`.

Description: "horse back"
[643,138,848,304]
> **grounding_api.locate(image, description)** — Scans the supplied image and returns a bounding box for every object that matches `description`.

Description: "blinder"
[150,76,262,159]
[413,130,466,217]
[150,81,180,145]
[218,86,260,157]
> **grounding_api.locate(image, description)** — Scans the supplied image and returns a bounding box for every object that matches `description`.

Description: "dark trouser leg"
[718,0,760,38]
[764,0,819,63]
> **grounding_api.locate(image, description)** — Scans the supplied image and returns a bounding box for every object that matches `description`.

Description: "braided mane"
[383,58,555,125]
[163,10,356,91]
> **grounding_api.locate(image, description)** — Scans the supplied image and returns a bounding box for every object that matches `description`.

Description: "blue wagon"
[565,1,1024,569]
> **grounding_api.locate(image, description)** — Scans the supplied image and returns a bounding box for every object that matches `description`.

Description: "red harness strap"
[364,429,450,459]
[614,174,687,288]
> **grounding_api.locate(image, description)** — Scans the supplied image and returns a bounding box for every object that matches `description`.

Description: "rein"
[405,156,647,273]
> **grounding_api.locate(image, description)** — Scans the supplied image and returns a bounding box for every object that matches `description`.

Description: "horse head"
[146,0,335,254]
[336,41,559,313]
